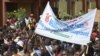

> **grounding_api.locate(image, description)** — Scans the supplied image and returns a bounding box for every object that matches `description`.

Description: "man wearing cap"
[17,40,24,56]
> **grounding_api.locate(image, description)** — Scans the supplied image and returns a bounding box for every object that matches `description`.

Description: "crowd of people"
[0,13,100,56]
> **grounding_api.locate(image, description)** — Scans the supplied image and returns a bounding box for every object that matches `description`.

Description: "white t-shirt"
[25,18,30,25]
[45,45,53,56]
[33,49,41,56]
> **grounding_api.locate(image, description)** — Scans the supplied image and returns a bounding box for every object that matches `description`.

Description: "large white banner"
[35,2,97,45]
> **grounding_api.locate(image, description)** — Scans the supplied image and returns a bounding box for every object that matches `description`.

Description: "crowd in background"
[0,13,100,56]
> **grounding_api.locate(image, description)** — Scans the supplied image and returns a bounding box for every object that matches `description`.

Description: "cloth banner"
[35,2,97,45]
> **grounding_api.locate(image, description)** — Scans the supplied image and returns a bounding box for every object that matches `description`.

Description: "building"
[0,0,100,28]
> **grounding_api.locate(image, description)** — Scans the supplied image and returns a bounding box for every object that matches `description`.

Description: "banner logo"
[45,13,51,23]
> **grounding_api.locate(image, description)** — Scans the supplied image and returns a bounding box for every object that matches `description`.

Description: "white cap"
[10,25,15,29]
[14,36,20,42]
[17,40,24,47]
[4,39,8,44]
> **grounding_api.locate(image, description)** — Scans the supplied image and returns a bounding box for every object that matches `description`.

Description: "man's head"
[61,50,68,56]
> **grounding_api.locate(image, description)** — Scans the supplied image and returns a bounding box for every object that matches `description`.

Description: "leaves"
[6,8,26,20]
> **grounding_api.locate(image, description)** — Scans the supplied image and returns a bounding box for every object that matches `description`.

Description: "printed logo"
[45,13,51,23]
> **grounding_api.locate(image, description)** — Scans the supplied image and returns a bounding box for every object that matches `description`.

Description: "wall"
[75,0,82,15]
[17,2,31,15]
[0,0,6,27]
[89,1,96,9]
[58,0,67,18]
[95,10,100,29]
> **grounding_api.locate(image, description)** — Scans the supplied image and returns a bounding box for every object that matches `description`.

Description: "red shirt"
[92,32,97,41]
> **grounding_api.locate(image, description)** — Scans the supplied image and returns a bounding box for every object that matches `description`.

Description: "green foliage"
[6,8,26,20]
[14,8,26,18]
[59,11,74,20]
[60,12,84,20]
[6,12,14,18]
[59,12,68,19]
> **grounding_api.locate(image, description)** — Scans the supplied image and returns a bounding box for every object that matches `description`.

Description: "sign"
[35,2,97,45]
